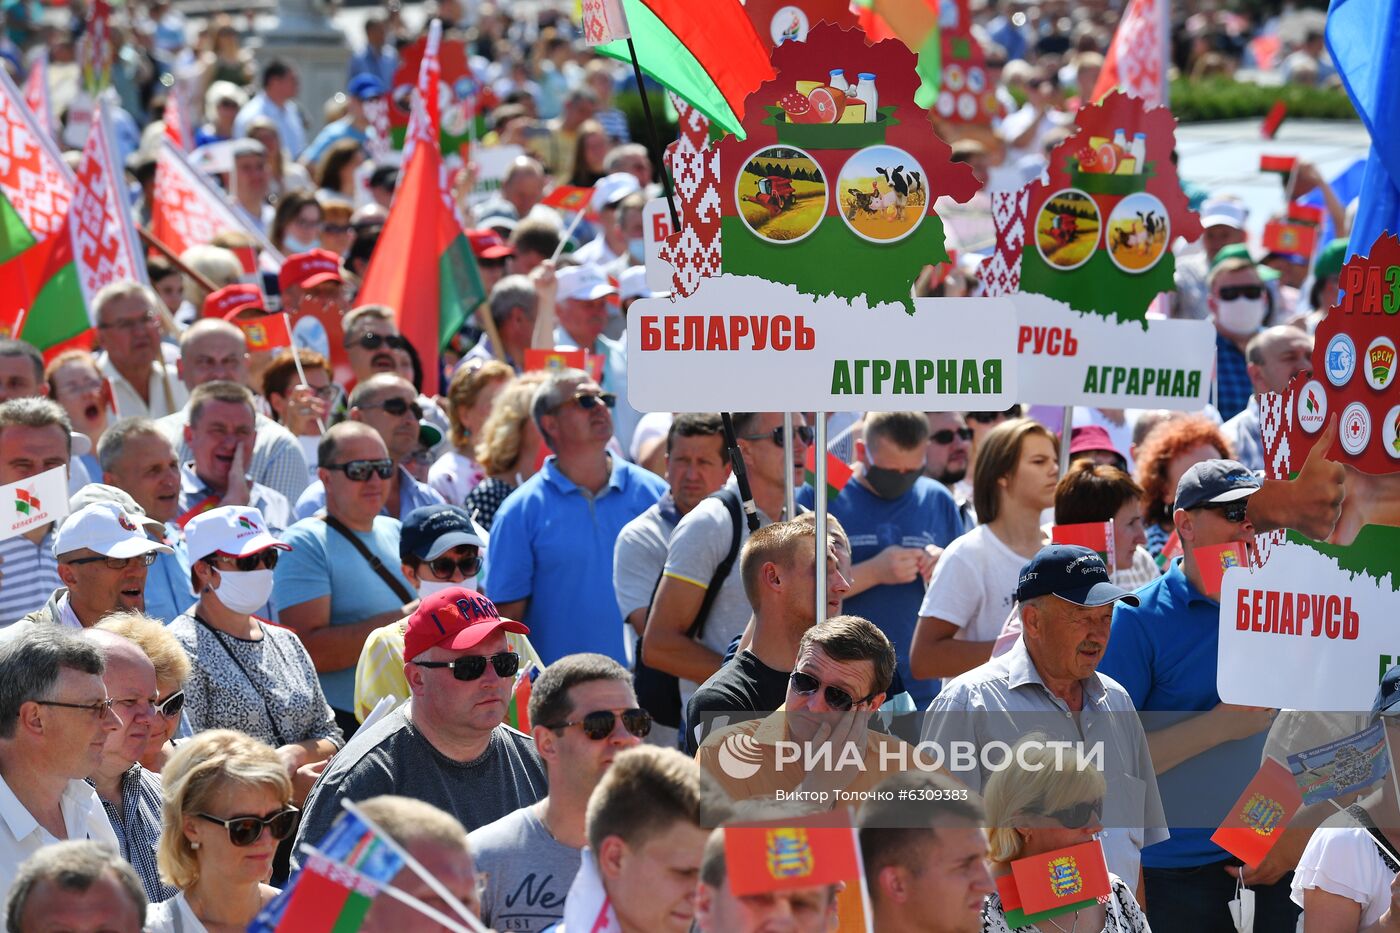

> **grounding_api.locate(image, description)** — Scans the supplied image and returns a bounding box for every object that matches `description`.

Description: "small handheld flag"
[1003,839,1111,923]
[542,184,595,213]
[234,314,293,353]
[804,446,853,500]
[1050,521,1115,567]
[1261,100,1288,139]
[1288,721,1390,806]
[1211,757,1303,867]
[1195,541,1249,600]
[723,819,861,897]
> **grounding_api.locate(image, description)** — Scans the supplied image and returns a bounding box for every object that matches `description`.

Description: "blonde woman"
[982,737,1149,932]
[429,359,515,506]
[149,730,297,932]
[463,371,547,530]
[95,613,192,773]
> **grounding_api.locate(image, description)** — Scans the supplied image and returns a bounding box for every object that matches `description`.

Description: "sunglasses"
[325,459,395,481]
[966,406,1022,424]
[1201,499,1250,523]
[412,651,519,681]
[354,332,410,352]
[930,427,974,445]
[156,690,186,719]
[361,397,423,419]
[209,549,280,572]
[742,425,815,446]
[323,223,352,235]
[548,708,652,740]
[1036,799,1102,829]
[571,391,616,410]
[1218,285,1264,301]
[421,549,482,581]
[789,671,876,712]
[196,807,299,847]
[65,552,157,570]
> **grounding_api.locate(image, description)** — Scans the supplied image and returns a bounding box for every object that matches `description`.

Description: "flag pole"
[1059,405,1073,476]
[623,38,680,231]
[284,312,326,434]
[782,413,796,519]
[299,845,476,933]
[815,411,828,626]
[553,207,588,261]
[136,227,217,292]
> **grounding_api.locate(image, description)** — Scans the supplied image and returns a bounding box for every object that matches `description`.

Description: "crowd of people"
[0,0,1389,932]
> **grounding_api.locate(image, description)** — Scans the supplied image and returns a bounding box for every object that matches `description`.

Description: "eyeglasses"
[1200,499,1250,523]
[421,549,483,581]
[966,406,1022,424]
[789,671,876,712]
[323,223,352,235]
[209,549,281,572]
[360,397,423,419]
[324,459,395,481]
[546,708,652,740]
[64,552,158,570]
[930,427,974,445]
[570,391,616,410]
[741,425,815,446]
[411,652,519,681]
[301,383,340,403]
[353,331,410,352]
[196,807,299,847]
[1036,798,1102,829]
[156,690,186,719]
[35,697,116,717]
[97,311,156,332]
[1217,285,1264,301]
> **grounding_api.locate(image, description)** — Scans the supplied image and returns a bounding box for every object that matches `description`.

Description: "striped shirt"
[0,528,60,627]
[94,766,175,903]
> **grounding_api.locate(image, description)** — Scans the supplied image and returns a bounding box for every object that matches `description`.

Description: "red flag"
[1009,840,1112,916]
[1260,154,1297,175]
[1195,541,1249,600]
[1050,521,1115,566]
[1090,0,1168,107]
[151,139,281,261]
[1261,100,1288,139]
[21,52,55,140]
[524,348,587,372]
[163,86,190,152]
[235,314,293,352]
[803,445,853,499]
[723,822,861,897]
[1212,757,1303,867]
[542,185,594,212]
[1262,220,1319,259]
[71,98,148,306]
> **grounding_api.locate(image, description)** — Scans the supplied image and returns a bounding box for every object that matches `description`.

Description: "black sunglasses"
[572,391,616,410]
[1036,798,1102,829]
[966,406,1022,424]
[742,425,815,446]
[156,690,186,719]
[421,549,482,581]
[354,332,410,351]
[65,552,157,570]
[196,807,299,847]
[789,671,876,712]
[325,459,395,481]
[548,708,652,740]
[361,397,423,419]
[209,549,280,572]
[1201,499,1250,523]
[930,427,974,445]
[412,651,519,681]
[1218,285,1264,301]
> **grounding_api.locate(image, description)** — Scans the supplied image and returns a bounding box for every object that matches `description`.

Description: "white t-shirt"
[428,450,486,506]
[917,524,1026,641]
[1292,811,1398,927]
[145,891,207,933]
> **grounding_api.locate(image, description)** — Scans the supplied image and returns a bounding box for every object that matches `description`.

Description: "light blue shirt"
[481,455,666,664]
[233,92,307,160]
[552,326,641,456]
[293,466,445,521]
[271,515,410,711]
[301,118,369,167]
[142,526,195,625]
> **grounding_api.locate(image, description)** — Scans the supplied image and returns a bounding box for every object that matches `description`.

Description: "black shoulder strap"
[321,514,414,604]
[1347,804,1400,873]
[687,486,744,641]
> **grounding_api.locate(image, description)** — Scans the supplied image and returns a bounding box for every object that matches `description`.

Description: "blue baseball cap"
[1374,665,1400,717]
[399,505,486,564]
[1014,545,1140,607]
[347,73,388,100]
[1173,458,1261,512]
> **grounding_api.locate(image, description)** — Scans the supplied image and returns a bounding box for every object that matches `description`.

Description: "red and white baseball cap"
[466,229,515,261]
[184,506,291,563]
[54,503,174,560]
[278,249,345,294]
[404,587,528,661]
[204,283,265,320]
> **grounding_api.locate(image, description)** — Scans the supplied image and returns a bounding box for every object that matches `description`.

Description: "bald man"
[1222,325,1314,470]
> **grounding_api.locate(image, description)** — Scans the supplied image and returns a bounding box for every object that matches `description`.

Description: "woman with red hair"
[1134,415,1233,560]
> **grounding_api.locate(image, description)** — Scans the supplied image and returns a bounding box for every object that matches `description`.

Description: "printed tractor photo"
[1035,189,1101,270]
[737,146,827,243]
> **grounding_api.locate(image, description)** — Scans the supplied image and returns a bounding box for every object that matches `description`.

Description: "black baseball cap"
[1014,545,1140,607]
[1173,459,1261,512]
[399,505,486,564]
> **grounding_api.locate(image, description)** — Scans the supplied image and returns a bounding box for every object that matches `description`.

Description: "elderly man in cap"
[572,173,642,271]
[302,74,384,165]
[293,587,547,864]
[1173,195,1249,321]
[1099,459,1297,929]
[553,265,641,452]
[928,543,1165,893]
[17,503,172,630]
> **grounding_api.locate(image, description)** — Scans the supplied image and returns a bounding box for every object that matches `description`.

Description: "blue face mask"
[284,234,320,254]
[628,237,646,263]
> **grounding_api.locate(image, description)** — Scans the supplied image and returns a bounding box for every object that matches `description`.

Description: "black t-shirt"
[684,650,790,755]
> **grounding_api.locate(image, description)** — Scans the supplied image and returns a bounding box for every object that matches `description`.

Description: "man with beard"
[925,410,975,528]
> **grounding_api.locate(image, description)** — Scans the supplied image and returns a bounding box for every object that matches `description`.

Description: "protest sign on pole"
[465,144,524,208]
[1,467,70,542]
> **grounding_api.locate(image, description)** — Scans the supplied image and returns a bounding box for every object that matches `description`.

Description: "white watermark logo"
[717,732,765,780]
[713,735,1105,780]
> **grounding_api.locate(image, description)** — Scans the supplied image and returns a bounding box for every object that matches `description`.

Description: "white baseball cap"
[185,506,291,563]
[591,172,642,213]
[54,503,174,560]
[557,265,618,302]
[1200,196,1248,230]
[618,265,659,302]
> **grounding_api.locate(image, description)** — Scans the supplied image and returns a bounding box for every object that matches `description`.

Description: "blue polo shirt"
[481,456,667,665]
[799,477,965,708]
[142,525,195,625]
[1098,559,1269,868]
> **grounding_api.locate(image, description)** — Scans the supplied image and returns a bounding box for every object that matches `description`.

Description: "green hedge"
[1167,77,1358,122]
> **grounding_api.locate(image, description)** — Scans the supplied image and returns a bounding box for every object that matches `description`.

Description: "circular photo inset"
[1382,404,1400,460]
[736,145,827,244]
[936,90,955,118]
[967,66,987,94]
[837,145,927,244]
[957,93,978,120]
[1034,188,1100,270]
[945,64,965,92]
[770,5,809,45]
[1297,379,1328,434]
[1105,192,1170,274]
[1341,401,1372,455]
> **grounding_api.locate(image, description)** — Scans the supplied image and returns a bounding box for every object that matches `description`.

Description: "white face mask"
[417,576,477,599]
[210,569,275,615]
[1216,296,1267,335]
[283,234,320,254]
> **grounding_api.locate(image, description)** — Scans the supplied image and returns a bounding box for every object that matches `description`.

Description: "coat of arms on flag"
[766,828,815,879]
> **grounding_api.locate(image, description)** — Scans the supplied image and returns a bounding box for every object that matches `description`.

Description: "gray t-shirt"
[468,803,581,933]
[663,480,772,701]
[292,706,547,869]
[613,497,681,663]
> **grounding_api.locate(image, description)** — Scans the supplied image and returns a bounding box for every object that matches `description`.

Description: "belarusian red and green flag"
[804,444,853,500]
[357,18,484,387]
